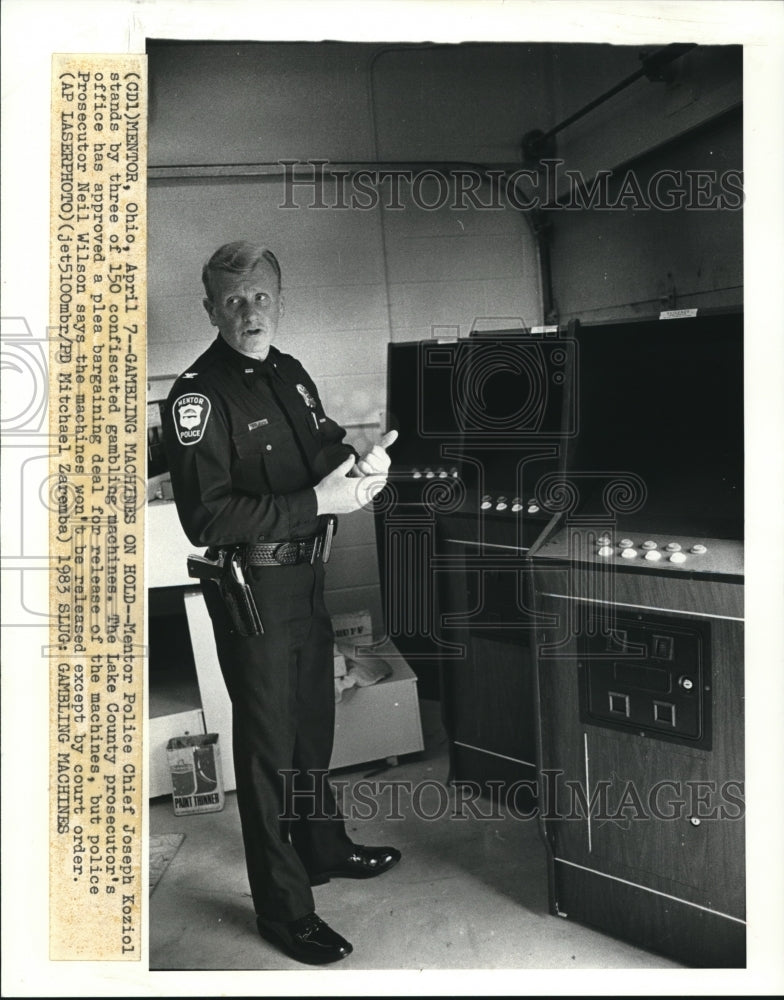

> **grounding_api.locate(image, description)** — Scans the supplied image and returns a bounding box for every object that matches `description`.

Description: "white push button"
[619,539,634,549]
[665,542,682,552]
[424,468,435,479]
[496,498,508,511]
[597,546,614,558]
[669,552,687,564]
[480,496,493,510]
[412,469,422,479]
[620,548,637,559]
[511,498,523,512]
[642,540,657,550]
[644,549,662,562]
[438,468,447,478]
[691,544,707,554]
[527,504,540,514]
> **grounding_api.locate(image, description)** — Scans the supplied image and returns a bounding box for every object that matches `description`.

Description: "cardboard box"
[332,609,373,646]
[166,733,225,815]
[333,644,347,679]
[330,645,424,770]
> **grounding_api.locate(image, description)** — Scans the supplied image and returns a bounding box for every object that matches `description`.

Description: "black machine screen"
[566,311,743,539]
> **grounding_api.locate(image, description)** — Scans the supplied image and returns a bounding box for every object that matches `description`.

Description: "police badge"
[296,383,317,409]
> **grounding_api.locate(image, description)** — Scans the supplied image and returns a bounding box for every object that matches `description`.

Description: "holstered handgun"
[187,549,226,582]
[187,546,264,637]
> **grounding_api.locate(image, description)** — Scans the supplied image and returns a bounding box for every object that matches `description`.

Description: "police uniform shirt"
[163,335,356,547]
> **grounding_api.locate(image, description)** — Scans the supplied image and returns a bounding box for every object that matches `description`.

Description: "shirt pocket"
[231,418,310,494]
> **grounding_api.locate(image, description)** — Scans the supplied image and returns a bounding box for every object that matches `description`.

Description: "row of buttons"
[410,467,459,480]
[405,471,544,516]
[481,495,541,514]
[595,536,708,564]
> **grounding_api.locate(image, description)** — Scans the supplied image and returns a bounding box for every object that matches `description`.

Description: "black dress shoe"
[310,844,401,886]
[256,911,352,965]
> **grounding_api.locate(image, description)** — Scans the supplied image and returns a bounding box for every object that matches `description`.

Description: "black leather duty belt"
[246,538,319,566]
[245,517,335,567]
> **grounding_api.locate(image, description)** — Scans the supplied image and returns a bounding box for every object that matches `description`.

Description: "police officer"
[163,241,400,965]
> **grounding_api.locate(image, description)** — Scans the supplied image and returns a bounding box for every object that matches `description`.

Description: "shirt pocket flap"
[232,419,290,458]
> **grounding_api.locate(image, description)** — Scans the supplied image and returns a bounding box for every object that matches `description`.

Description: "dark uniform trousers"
[202,558,353,922]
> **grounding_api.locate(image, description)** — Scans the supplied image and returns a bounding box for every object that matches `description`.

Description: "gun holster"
[187,546,264,637]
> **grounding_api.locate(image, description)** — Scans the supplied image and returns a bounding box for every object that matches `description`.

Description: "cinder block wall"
[542,44,742,321]
[147,41,742,626]
[146,41,544,628]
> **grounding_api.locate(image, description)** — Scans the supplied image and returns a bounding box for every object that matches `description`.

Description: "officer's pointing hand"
[355,429,399,476]
[314,455,387,514]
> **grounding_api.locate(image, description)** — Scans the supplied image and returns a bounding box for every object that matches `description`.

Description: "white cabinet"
[148,501,424,798]
[147,500,195,588]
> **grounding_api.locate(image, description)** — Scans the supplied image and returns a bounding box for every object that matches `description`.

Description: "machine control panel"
[536,527,743,577]
[595,535,716,565]
[389,465,554,523]
[479,494,541,515]
[409,465,459,481]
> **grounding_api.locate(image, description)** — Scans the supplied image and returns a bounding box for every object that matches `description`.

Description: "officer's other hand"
[314,455,387,514]
[355,429,399,476]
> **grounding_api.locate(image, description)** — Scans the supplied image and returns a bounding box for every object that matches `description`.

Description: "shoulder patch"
[172,393,212,445]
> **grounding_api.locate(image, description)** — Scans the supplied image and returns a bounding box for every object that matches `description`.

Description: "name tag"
[248,418,269,430]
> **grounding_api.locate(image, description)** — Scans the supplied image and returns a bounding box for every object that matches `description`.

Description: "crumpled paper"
[333,641,393,702]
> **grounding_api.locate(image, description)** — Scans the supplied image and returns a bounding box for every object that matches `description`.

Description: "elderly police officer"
[164,241,400,965]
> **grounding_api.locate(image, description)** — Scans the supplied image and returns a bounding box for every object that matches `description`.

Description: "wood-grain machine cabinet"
[377,312,745,965]
[530,310,745,967]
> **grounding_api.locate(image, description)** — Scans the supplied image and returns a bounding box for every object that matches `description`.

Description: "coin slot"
[652,635,674,660]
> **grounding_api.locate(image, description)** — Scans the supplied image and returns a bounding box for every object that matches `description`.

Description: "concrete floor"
[149,700,684,973]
